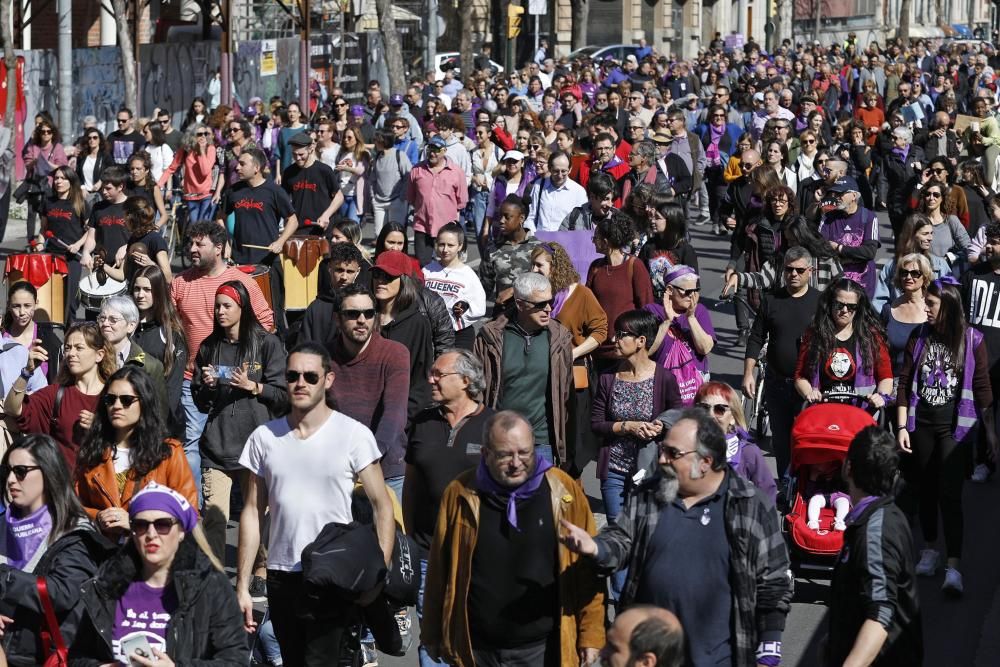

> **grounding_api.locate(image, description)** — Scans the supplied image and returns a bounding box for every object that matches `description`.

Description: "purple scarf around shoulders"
[475,455,553,531]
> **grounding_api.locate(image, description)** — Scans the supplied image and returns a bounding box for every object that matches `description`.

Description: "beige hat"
[651,130,673,144]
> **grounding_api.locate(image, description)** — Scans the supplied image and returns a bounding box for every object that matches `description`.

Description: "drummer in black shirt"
[218,146,299,332]
[104,197,172,285]
[39,165,89,321]
[281,132,343,233]
[82,165,130,272]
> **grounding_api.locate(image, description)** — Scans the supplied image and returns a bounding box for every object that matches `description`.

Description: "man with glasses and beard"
[237,341,396,665]
[561,408,792,667]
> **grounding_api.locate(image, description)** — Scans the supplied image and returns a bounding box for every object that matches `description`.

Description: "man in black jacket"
[826,426,923,666]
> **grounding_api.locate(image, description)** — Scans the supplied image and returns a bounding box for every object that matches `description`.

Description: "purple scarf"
[845,495,880,525]
[892,145,910,162]
[551,287,570,318]
[5,505,51,569]
[475,455,553,530]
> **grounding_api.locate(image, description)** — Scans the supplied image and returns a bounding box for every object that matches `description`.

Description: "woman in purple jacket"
[693,381,777,506]
[591,308,683,606]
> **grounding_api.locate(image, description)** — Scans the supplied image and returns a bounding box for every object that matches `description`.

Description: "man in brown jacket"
[421,410,604,666]
[473,272,574,466]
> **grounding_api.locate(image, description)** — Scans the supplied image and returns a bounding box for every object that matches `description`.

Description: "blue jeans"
[185,196,217,224]
[601,470,630,603]
[385,475,404,504]
[417,558,448,667]
[535,444,553,465]
[467,189,489,235]
[339,195,360,222]
[255,609,283,665]
[181,379,206,507]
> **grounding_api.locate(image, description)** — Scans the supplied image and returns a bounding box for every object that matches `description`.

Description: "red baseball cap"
[374,250,414,278]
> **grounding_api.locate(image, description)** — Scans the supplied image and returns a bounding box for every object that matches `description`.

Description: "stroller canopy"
[790,403,877,469]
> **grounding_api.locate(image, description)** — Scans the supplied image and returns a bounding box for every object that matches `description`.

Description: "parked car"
[567,44,640,63]
[434,53,505,80]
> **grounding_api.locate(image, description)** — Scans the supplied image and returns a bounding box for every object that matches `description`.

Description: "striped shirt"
[170,266,275,379]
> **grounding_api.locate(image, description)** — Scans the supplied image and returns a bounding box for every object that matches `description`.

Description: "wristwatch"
[19,367,32,382]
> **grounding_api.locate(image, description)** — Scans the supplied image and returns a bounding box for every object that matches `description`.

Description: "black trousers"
[900,418,967,559]
[267,569,353,667]
[413,230,435,266]
[472,634,557,667]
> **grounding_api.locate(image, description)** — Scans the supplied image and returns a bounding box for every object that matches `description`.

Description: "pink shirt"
[406,158,469,237]
[158,146,218,199]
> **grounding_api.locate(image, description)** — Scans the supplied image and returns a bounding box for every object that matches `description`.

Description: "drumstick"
[241,244,274,251]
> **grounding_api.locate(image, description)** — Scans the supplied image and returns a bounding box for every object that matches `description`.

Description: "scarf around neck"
[475,455,553,530]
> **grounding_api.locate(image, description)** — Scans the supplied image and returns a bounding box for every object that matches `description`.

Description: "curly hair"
[918,182,956,216]
[595,211,635,251]
[530,241,579,292]
[803,277,887,380]
[765,185,798,217]
[78,366,170,479]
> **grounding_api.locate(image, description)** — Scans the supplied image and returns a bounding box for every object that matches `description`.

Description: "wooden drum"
[281,237,330,311]
[5,253,68,323]
[237,264,273,310]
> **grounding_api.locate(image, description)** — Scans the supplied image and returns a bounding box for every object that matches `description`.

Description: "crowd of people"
[5,30,1000,667]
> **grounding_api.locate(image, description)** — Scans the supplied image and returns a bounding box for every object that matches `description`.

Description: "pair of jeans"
[371,198,408,237]
[385,474,404,504]
[267,569,352,666]
[601,470,630,603]
[254,608,284,666]
[417,558,449,667]
[339,195,360,222]
[185,195,217,224]
[468,189,489,235]
[181,379,205,507]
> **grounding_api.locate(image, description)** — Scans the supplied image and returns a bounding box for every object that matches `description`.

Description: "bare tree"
[898,0,911,45]
[570,0,588,51]
[813,0,822,43]
[460,0,474,79]
[376,0,406,94]
[0,0,15,131]
[111,0,138,113]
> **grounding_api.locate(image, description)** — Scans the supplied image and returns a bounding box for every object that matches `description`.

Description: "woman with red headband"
[191,280,288,564]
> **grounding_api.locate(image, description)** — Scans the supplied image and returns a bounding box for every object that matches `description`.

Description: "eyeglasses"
[923,191,942,199]
[771,196,789,203]
[103,393,140,408]
[341,308,376,320]
[899,269,923,279]
[695,402,731,417]
[1,465,40,481]
[612,331,638,342]
[711,114,726,119]
[116,118,129,124]
[97,315,124,325]
[88,136,99,141]
[39,129,52,135]
[783,266,810,275]
[517,297,554,311]
[196,131,211,137]
[159,119,170,126]
[803,138,817,144]
[530,144,542,150]
[334,102,347,107]
[672,286,701,297]
[661,445,698,461]
[228,126,242,133]
[428,370,460,381]
[740,162,757,170]
[392,124,405,129]
[285,370,322,385]
[131,518,179,536]
[833,301,859,313]
[815,158,829,165]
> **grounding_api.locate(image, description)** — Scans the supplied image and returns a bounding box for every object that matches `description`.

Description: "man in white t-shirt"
[237,341,395,665]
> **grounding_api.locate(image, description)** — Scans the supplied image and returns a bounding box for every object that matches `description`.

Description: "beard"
[655,464,680,505]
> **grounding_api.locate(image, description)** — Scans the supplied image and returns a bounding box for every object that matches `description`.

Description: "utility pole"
[428,0,438,78]
[221,0,232,107]
[299,0,310,112]
[57,0,72,134]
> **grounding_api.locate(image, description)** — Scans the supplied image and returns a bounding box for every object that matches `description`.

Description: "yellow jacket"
[421,466,605,666]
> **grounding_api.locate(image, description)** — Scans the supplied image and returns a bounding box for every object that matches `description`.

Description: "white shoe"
[942,567,964,596]
[834,520,847,531]
[915,548,940,576]
[972,464,991,483]
[807,519,820,531]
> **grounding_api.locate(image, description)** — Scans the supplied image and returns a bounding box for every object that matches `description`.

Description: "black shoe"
[249,575,268,603]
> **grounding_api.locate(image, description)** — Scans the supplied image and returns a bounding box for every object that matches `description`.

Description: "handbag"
[660,330,704,405]
[37,576,69,667]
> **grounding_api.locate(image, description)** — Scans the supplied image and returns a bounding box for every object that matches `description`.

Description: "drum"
[237,265,273,310]
[4,253,69,323]
[282,237,330,310]
[78,272,128,312]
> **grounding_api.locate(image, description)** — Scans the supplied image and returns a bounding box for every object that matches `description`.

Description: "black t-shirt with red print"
[88,200,129,260]
[280,160,340,227]
[40,197,86,247]
[224,180,296,264]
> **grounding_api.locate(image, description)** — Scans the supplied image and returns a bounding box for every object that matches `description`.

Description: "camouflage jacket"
[479,235,541,299]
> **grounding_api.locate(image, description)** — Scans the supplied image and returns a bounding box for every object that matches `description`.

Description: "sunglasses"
[923,191,942,199]
[899,269,923,279]
[103,393,140,408]
[740,162,757,170]
[930,168,947,175]
[833,301,859,313]
[286,370,322,385]
[711,114,726,119]
[518,297,554,310]
[612,331,638,342]
[783,266,810,275]
[196,131,211,137]
[672,286,701,297]
[131,518,179,536]
[1,464,40,481]
[159,119,170,125]
[695,402,731,417]
[116,118,129,124]
[39,129,52,135]
[88,136,100,140]
[341,308,376,320]
[661,446,697,461]
[803,138,817,144]
[372,269,401,282]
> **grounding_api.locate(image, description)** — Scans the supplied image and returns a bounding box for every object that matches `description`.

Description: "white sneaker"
[972,464,991,483]
[942,567,964,596]
[807,519,820,531]
[915,548,940,576]
[834,520,847,531]
[360,640,378,667]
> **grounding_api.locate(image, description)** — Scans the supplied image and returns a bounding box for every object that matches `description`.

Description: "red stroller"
[784,402,877,572]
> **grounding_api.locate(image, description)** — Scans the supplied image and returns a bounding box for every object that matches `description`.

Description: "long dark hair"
[51,165,88,220]
[182,96,208,131]
[374,222,410,258]
[131,265,185,377]
[78,366,170,478]
[1,281,37,333]
[203,280,267,369]
[926,280,967,362]
[783,216,836,259]
[649,200,687,250]
[804,277,886,378]
[2,434,89,544]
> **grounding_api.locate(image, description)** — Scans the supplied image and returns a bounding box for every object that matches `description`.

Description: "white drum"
[79,272,127,312]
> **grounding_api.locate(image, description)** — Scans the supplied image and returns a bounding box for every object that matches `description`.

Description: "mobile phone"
[213,365,235,385]
[121,634,158,664]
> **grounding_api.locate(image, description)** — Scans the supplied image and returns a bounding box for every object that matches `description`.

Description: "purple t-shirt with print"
[112,580,177,663]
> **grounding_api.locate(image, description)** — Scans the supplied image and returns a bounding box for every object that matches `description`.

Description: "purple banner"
[534,230,602,281]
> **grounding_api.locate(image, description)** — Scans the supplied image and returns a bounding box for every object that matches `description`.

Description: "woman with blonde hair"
[157,123,224,222]
[880,252,930,377]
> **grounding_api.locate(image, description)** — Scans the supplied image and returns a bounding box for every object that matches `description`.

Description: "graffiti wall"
[73,47,125,131]
[139,41,220,125]
[233,37,300,108]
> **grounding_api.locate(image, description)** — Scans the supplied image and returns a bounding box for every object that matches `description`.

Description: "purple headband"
[663,265,698,285]
[932,275,960,290]
[129,482,198,532]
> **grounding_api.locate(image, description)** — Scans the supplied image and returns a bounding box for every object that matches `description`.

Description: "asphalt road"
[3,205,996,666]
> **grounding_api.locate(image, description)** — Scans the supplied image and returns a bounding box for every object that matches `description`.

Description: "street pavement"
[3,205,999,665]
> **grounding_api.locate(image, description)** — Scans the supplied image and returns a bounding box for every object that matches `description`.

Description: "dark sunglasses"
[833,301,859,313]
[518,297,554,310]
[103,393,140,408]
[131,518,179,536]
[286,370,322,385]
[803,138,817,144]
[673,286,701,297]
[899,269,923,279]
[783,266,810,275]
[372,269,401,282]
[196,131,211,137]
[612,331,638,342]
[695,402,731,417]
[1,465,40,481]
[740,162,757,170]
[923,191,942,199]
[341,308,376,320]
[116,118,129,124]
[930,168,947,175]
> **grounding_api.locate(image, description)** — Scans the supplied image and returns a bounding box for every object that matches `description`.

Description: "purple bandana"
[475,455,553,531]
[5,504,51,569]
[663,264,698,285]
[129,483,198,532]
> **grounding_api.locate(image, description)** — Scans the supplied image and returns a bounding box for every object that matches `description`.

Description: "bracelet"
[896,424,907,432]
[19,368,32,381]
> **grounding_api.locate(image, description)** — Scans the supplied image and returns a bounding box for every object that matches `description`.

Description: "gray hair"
[101,295,140,324]
[633,140,658,165]
[512,272,551,300]
[443,348,486,399]
[892,126,913,144]
[783,245,813,265]
[181,122,214,153]
[677,408,727,471]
